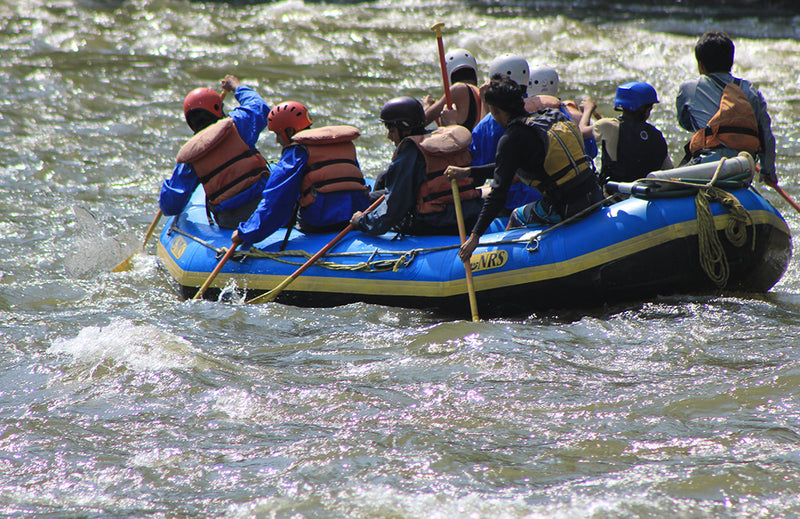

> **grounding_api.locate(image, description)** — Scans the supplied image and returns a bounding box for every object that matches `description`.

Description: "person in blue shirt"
[159,75,271,229]
[676,30,776,183]
[231,101,370,247]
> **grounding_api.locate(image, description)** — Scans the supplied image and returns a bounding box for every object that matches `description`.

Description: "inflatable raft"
[157,156,792,317]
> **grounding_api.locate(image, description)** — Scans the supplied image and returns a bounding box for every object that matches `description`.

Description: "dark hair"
[483,74,526,117]
[451,67,478,86]
[695,31,734,73]
[185,108,222,134]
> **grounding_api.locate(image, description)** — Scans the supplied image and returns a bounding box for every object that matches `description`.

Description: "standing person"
[593,81,672,184]
[350,96,486,236]
[422,48,483,131]
[159,75,271,229]
[446,75,604,262]
[231,101,370,247]
[676,30,777,183]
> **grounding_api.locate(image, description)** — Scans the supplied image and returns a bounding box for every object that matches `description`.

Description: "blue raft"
[157,165,792,317]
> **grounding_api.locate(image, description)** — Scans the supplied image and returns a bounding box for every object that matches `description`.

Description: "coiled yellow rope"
[693,160,755,288]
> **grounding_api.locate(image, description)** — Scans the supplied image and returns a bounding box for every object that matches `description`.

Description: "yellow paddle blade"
[111,254,134,273]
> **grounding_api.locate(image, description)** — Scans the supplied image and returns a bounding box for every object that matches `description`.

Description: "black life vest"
[602,118,668,183]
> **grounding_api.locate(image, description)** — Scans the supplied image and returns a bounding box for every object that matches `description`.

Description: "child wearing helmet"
[159,75,272,229]
[421,48,483,131]
[350,96,489,236]
[231,101,370,247]
[592,81,672,185]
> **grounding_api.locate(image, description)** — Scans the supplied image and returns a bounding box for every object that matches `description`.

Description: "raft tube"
[157,181,792,317]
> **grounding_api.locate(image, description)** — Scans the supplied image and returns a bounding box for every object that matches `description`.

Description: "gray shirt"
[676,72,776,179]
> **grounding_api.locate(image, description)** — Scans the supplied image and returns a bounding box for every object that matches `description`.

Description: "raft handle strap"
[525,194,616,253]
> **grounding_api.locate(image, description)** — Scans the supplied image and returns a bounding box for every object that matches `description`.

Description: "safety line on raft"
[166,169,754,277]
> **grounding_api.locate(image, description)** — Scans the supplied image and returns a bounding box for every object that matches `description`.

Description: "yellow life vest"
[516,114,592,193]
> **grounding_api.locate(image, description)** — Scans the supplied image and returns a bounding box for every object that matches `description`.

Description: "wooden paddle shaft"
[193,242,237,300]
[450,178,479,322]
[247,194,386,305]
[430,22,453,109]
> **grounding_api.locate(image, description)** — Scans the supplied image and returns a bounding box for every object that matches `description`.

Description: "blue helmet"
[614,82,659,111]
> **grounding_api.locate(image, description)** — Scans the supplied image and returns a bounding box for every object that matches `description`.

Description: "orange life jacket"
[291,125,368,208]
[689,78,761,155]
[406,125,478,214]
[176,118,269,206]
[524,94,562,113]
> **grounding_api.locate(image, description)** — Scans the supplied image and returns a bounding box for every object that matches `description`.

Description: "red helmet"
[268,101,312,141]
[183,87,223,118]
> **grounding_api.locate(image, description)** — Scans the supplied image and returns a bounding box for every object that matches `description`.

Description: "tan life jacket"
[291,125,367,208]
[524,94,562,113]
[406,125,478,214]
[689,79,761,155]
[176,118,269,206]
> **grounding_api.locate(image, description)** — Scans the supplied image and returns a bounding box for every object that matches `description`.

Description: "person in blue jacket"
[159,75,271,229]
[231,101,370,247]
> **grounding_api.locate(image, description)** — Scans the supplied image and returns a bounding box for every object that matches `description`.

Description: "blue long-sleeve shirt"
[159,85,271,216]
[236,144,370,245]
[676,72,776,181]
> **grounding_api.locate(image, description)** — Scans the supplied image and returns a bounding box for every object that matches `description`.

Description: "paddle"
[766,179,800,215]
[451,179,480,321]
[193,240,238,300]
[429,23,479,320]
[247,194,386,305]
[111,209,162,273]
[111,209,164,272]
[430,22,453,110]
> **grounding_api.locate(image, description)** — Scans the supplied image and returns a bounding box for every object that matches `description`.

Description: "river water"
[2,0,800,517]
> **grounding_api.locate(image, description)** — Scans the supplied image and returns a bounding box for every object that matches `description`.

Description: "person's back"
[159,76,271,229]
[444,76,603,263]
[423,48,483,131]
[232,102,370,247]
[676,30,776,183]
[291,124,370,233]
[593,81,672,184]
[352,97,485,236]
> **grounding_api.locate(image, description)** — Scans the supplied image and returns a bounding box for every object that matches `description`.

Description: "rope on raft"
[693,161,755,288]
[168,163,754,281]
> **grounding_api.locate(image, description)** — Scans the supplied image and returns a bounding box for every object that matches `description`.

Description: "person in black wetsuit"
[445,74,604,262]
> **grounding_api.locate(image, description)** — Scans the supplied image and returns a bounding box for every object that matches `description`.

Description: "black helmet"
[380,97,425,130]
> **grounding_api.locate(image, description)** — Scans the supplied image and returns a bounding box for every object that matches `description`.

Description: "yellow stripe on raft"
[157,209,788,299]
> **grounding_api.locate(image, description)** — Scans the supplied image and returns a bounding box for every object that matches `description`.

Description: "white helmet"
[488,54,531,95]
[529,67,560,96]
[445,48,478,79]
